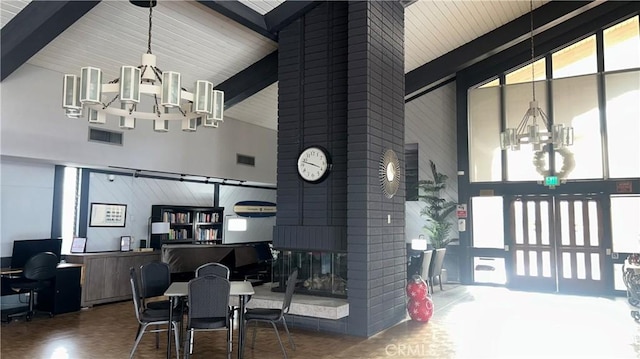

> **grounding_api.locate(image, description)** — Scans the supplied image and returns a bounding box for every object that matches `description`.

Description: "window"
[505,58,546,85]
[479,78,500,88]
[504,79,548,181]
[552,74,602,179]
[604,16,640,72]
[552,35,597,78]
[468,86,502,182]
[611,196,640,254]
[471,196,504,248]
[606,70,640,178]
[61,167,80,255]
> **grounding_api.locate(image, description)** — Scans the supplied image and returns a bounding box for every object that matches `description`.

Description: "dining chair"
[185,275,232,359]
[419,249,434,293]
[129,267,181,359]
[195,262,230,279]
[8,252,59,322]
[140,261,172,310]
[428,248,447,293]
[244,268,298,359]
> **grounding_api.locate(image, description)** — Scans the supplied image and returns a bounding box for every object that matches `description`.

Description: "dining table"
[164,280,255,359]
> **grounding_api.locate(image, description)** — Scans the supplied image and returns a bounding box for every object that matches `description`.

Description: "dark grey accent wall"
[275,1,406,337]
[275,1,349,252]
[345,1,406,337]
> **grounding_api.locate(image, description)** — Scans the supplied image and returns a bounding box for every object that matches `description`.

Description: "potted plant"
[418,160,457,249]
[417,160,457,289]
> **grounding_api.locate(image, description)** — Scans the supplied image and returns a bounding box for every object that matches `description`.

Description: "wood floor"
[2,285,640,358]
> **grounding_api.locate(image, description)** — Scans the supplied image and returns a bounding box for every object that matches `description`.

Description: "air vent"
[237,154,255,167]
[88,128,123,145]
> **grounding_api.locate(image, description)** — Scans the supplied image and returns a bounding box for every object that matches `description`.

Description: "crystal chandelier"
[62,0,224,132]
[500,0,573,151]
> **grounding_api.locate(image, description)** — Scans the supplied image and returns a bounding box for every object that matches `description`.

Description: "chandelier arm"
[153,94,161,117]
[104,94,120,109]
[515,112,530,136]
[151,66,163,83]
[539,110,551,132]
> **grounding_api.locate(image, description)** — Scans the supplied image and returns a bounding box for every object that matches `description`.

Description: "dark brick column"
[275,1,405,337]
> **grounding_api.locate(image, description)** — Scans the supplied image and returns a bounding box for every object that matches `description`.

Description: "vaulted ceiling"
[1,0,620,131]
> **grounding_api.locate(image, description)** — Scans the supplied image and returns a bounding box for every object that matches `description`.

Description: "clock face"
[297,146,330,183]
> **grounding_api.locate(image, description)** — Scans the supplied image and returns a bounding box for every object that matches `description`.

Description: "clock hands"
[302,160,321,169]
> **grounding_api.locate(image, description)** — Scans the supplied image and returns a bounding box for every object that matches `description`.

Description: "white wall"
[404,83,459,244]
[0,158,54,257]
[0,64,277,185]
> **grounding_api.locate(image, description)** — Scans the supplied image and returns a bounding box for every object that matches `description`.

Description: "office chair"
[129,267,181,359]
[195,262,230,279]
[244,268,298,359]
[8,251,59,322]
[185,275,232,359]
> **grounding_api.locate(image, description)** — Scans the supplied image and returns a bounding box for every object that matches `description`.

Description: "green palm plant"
[418,160,457,249]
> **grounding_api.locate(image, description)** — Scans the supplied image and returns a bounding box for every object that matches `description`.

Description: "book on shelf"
[196,212,220,223]
[196,228,218,242]
[163,211,191,224]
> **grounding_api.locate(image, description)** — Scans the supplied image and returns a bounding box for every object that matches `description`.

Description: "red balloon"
[406,275,428,299]
[407,296,434,322]
[406,275,433,322]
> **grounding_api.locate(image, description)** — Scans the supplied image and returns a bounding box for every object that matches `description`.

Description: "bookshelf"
[150,205,224,249]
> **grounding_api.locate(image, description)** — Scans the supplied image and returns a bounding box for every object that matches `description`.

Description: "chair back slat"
[188,275,230,321]
[140,261,170,298]
[23,252,58,281]
[195,262,230,279]
[282,269,298,313]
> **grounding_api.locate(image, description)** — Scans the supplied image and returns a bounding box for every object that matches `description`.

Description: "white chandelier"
[62,0,224,132]
[500,0,573,151]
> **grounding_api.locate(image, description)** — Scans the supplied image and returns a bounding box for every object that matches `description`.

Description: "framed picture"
[89,203,127,227]
[120,236,132,252]
[70,237,87,253]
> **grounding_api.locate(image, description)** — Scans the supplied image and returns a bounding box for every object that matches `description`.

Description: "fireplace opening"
[272,250,347,298]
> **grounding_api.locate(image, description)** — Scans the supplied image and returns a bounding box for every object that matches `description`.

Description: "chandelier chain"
[147,0,153,54]
[530,0,536,102]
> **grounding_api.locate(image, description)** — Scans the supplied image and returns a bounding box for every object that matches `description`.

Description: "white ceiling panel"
[405,0,549,72]
[26,0,277,87]
[225,82,278,131]
[0,0,30,27]
[239,0,285,15]
[3,0,572,132]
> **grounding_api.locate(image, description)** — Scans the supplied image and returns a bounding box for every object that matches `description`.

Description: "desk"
[0,263,82,315]
[164,280,254,359]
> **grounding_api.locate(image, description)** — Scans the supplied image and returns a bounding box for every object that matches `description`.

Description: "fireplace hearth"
[272,250,347,298]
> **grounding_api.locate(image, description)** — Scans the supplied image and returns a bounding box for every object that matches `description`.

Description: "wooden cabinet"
[65,251,160,307]
[150,205,224,249]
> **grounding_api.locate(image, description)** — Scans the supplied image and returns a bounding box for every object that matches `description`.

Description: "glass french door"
[508,195,608,294]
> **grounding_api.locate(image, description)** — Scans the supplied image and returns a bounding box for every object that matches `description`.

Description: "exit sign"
[544,176,559,187]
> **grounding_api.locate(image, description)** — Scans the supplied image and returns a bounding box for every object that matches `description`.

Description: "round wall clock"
[379,149,401,198]
[297,146,331,183]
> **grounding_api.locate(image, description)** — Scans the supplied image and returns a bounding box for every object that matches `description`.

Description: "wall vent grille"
[237,154,255,167]
[88,128,123,145]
